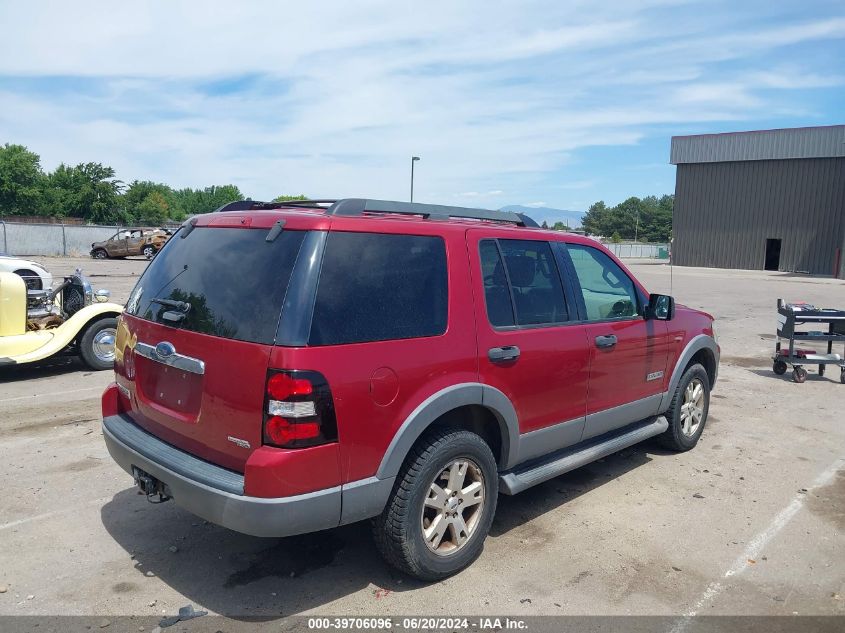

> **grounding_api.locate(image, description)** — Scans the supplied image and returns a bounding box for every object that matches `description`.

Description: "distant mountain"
[499,204,584,228]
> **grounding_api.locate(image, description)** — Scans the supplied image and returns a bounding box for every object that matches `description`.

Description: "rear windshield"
[125,227,305,344]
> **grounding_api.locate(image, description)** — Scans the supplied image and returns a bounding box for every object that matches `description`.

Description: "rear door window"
[125,227,306,344]
[309,232,448,345]
[479,239,568,327]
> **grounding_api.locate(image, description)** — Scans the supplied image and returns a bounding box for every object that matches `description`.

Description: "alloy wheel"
[421,458,485,556]
[680,378,705,436]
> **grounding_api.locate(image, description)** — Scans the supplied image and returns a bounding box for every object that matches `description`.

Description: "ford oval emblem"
[155,341,176,358]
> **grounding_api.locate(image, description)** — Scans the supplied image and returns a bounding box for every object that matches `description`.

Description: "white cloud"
[0,1,842,205]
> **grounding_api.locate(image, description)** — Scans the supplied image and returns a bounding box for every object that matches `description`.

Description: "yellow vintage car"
[0,269,123,370]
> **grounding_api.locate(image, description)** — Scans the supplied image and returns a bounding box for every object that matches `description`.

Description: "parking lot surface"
[1,256,843,618]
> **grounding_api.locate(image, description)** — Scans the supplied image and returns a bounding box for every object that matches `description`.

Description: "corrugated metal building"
[670,125,845,278]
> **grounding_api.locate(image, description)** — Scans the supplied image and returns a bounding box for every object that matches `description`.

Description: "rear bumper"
[102,414,341,537]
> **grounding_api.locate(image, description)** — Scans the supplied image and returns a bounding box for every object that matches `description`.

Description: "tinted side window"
[309,232,448,345]
[479,239,568,327]
[566,244,640,320]
[499,240,568,325]
[479,240,515,327]
[127,227,306,344]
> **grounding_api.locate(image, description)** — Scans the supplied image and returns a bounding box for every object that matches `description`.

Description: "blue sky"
[0,0,843,225]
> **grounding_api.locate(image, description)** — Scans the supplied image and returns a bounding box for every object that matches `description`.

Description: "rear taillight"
[263,370,337,449]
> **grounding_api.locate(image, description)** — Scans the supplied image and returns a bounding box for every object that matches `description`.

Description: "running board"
[499,416,668,495]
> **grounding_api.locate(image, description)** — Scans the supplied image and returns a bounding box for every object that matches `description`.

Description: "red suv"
[102,198,719,580]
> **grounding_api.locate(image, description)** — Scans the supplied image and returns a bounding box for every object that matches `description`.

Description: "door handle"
[488,346,520,363]
[595,335,618,349]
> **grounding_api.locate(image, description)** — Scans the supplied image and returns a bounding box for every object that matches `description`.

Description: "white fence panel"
[603,242,668,259]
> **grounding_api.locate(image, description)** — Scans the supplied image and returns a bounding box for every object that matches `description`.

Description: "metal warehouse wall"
[673,157,845,276]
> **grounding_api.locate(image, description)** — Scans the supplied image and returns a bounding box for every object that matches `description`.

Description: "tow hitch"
[132,466,172,504]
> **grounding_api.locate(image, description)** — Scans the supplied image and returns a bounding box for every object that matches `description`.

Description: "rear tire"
[79,317,118,370]
[372,428,498,581]
[143,245,155,259]
[658,363,710,452]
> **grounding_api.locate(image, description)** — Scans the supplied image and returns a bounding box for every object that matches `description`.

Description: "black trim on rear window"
[125,227,306,345]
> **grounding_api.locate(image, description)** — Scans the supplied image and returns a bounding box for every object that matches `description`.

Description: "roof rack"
[325,199,538,227]
[213,199,335,212]
[215,198,539,227]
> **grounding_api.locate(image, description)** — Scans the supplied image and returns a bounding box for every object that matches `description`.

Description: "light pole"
[410,156,420,202]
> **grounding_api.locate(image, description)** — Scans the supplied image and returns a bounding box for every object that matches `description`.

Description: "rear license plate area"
[136,358,202,415]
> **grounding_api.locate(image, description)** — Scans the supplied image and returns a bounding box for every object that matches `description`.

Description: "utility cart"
[773,300,845,384]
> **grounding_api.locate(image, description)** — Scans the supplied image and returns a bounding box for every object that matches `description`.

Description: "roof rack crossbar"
[214,198,539,227]
[326,198,538,227]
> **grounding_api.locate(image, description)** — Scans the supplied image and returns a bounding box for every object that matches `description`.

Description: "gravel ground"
[0,256,843,619]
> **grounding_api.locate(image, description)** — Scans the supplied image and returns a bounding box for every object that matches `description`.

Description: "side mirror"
[646,293,675,320]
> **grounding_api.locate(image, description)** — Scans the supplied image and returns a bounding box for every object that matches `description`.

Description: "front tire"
[658,363,710,451]
[92,249,108,259]
[372,428,498,581]
[143,245,155,259]
[79,318,118,370]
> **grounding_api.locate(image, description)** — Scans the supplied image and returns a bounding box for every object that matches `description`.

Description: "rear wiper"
[151,298,191,313]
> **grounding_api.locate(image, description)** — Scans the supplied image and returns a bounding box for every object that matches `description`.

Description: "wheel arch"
[75,310,122,343]
[659,334,719,413]
[375,383,519,480]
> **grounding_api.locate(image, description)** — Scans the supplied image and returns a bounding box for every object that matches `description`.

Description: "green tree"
[551,221,570,231]
[122,180,183,222]
[134,191,170,224]
[611,231,622,243]
[273,194,308,202]
[41,162,123,222]
[541,220,549,229]
[0,144,44,215]
[581,200,609,236]
[174,184,244,216]
[581,196,672,242]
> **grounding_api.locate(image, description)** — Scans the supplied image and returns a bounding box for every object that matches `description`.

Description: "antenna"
[669,206,674,297]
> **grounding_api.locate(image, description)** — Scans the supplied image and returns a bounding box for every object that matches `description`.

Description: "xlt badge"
[646,370,664,382]
[227,436,251,449]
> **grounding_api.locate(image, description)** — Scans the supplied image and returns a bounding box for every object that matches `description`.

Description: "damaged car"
[90,228,170,260]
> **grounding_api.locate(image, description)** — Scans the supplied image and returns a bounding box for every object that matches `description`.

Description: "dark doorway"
[764,238,781,271]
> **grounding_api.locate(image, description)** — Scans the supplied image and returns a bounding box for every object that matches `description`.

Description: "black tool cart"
[773,299,845,383]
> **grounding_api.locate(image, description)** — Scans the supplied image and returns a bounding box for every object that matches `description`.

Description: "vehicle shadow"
[0,356,86,382]
[100,489,419,619]
[100,440,666,618]
[489,441,659,537]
